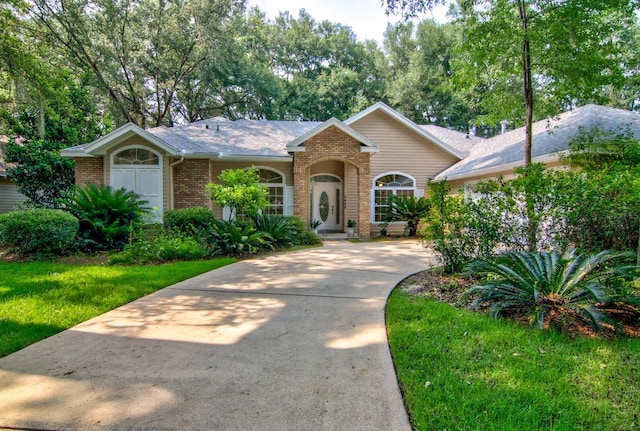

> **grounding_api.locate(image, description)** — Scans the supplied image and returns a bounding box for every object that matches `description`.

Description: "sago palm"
[465,250,637,331]
[385,195,430,236]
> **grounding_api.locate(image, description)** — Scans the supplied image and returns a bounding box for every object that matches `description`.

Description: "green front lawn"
[0,258,235,357]
[387,289,640,431]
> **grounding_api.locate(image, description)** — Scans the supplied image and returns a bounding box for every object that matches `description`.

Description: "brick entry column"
[292,126,372,238]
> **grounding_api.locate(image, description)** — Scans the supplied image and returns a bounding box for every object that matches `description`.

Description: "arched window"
[256,167,285,215]
[113,148,159,165]
[372,172,416,222]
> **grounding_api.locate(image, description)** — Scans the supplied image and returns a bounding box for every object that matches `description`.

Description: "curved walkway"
[0,240,435,431]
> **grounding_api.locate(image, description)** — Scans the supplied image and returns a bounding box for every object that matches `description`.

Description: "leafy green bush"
[424,181,499,274]
[281,215,322,246]
[209,219,270,256]
[163,207,216,234]
[206,167,268,220]
[252,214,294,248]
[4,140,75,208]
[60,183,148,251]
[466,249,639,332]
[109,232,208,265]
[0,209,79,256]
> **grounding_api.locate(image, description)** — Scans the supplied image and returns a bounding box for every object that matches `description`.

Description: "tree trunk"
[518,0,533,167]
[37,96,45,139]
[518,1,536,251]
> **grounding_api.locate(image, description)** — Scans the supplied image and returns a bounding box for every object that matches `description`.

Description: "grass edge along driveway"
[386,289,640,431]
[0,258,236,358]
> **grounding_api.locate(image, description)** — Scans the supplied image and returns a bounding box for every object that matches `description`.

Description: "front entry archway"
[311,175,342,232]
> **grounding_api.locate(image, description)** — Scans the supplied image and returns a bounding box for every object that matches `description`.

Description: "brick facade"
[293,126,372,238]
[74,157,104,186]
[173,159,213,209]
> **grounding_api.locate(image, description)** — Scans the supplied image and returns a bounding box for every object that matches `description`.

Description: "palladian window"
[373,173,415,222]
[113,148,159,165]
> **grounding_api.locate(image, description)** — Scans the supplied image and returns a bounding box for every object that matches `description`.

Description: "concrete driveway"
[0,240,434,431]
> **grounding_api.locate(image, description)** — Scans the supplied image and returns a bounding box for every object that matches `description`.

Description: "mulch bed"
[398,268,640,339]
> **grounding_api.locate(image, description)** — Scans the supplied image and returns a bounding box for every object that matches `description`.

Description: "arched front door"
[311,174,342,231]
[111,146,163,221]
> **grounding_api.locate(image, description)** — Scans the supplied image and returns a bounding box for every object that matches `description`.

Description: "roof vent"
[205,124,209,129]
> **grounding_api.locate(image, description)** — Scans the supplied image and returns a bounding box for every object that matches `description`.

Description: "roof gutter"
[433,152,566,182]
[216,153,293,162]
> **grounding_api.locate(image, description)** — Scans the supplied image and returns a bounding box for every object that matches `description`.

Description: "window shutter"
[285,186,294,215]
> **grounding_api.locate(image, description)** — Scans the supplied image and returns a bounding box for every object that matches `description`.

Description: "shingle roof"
[147,119,322,157]
[434,104,640,181]
[419,125,485,156]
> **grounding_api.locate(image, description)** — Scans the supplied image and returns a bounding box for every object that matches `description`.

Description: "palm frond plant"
[252,214,294,248]
[59,183,148,250]
[209,219,271,256]
[465,250,639,332]
[385,194,430,236]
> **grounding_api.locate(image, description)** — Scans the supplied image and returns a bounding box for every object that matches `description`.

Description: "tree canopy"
[0,0,638,148]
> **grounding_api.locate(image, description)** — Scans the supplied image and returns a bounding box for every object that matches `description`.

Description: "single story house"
[0,139,26,214]
[61,102,639,238]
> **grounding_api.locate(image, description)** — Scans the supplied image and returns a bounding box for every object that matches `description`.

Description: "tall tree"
[383,0,638,165]
[29,0,244,127]
[382,19,473,130]
[265,10,386,121]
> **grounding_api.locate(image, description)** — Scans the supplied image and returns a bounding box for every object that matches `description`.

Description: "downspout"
[169,150,186,210]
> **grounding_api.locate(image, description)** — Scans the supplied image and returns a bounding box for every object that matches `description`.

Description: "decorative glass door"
[311,175,342,231]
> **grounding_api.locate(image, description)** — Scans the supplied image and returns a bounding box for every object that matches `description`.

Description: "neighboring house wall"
[0,178,26,213]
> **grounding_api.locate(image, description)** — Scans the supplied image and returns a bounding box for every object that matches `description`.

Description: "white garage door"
[112,147,163,222]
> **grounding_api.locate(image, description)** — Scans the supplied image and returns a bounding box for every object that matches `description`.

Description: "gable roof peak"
[346,102,465,159]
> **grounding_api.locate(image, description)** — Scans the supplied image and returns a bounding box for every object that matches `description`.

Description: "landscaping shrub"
[385,194,430,236]
[466,249,639,332]
[206,167,268,221]
[109,231,208,265]
[424,181,499,273]
[163,207,216,234]
[252,213,294,248]
[209,219,270,256]
[0,209,79,256]
[60,183,148,251]
[281,215,322,246]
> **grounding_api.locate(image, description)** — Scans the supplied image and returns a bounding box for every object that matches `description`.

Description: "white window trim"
[243,166,288,216]
[370,172,417,223]
[110,145,163,222]
[111,145,162,167]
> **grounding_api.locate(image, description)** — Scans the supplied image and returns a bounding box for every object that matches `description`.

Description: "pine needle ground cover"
[387,287,640,431]
[0,258,235,357]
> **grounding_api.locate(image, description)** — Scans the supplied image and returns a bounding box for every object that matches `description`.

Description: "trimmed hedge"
[164,207,216,234]
[0,209,79,256]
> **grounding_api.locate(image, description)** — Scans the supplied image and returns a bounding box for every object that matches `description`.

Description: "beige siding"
[350,110,460,192]
[0,178,25,213]
[344,163,358,227]
[212,161,293,186]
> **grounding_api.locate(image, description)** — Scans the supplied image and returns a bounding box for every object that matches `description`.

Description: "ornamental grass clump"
[466,250,639,333]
